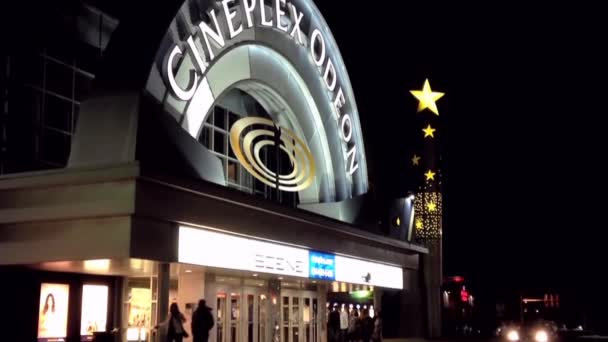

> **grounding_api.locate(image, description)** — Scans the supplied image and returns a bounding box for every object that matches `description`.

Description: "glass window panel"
[214,107,225,129]
[74,73,94,102]
[46,60,73,98]
[200,126,211,147]
[228,161,238,183]
[44,95,72,132]
[40,128,71,165]
[228,112,239,130]
[11,86,42,123]
[213,131,225,154]
[13,53,44,87]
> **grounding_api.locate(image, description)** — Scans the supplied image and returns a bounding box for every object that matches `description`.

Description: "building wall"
[0,267,118,341]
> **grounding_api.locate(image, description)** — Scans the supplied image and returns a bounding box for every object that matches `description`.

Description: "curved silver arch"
[144,0,368,202]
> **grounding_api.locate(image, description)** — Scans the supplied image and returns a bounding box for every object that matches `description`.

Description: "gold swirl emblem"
[229,117,316,192]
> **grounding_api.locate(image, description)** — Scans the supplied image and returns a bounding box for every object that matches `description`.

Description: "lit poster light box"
[38,283,70,342]
[80,284,109,341]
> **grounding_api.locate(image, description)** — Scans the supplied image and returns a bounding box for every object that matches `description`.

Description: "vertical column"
[268,279,281,342]
[156,263,171,342]
[316,283,328,342]
[422,240,442,338]
[113,277,125,342]
[398,267,424,338]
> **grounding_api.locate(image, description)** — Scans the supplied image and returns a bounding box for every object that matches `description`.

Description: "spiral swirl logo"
[229,117,316,192]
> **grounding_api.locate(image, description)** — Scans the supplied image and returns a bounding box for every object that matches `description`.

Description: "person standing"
[347,310,361,342]
[156,303,189,342]
[192,299,215,342]
[328,306,341,342]
[361,309,374,342]
[371,311,382,342]
[339,306,349,342]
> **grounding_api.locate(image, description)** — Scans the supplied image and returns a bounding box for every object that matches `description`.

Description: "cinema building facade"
[0,0,433,341]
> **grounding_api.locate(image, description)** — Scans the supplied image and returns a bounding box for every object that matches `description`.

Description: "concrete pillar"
[268,279,281,342]
[422,240,442,339]
[317,283,328,342]
[156,263,171,342]
[398,268,424,338]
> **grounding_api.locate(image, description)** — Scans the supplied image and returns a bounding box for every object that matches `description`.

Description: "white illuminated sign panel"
[179,226,309,278]
[179,226,403,289]
[335,256,403,290]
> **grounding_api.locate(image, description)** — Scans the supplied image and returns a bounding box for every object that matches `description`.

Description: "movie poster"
[38,283,70,342]
[80,285,109,340]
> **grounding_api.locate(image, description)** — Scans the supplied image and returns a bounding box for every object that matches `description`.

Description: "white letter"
[275,0,288,32]
[186,36,208,74]
[260,1,272,27]
[323,59,337,91]
[222,0,243,39]
[346,145,359,176]
[198,9,225,61]
[166,45,198,101]
[310,29,325,67]
[288,3,304,45]
[242,0,256,28]
[341,114,353,142]
[333,87,345,119]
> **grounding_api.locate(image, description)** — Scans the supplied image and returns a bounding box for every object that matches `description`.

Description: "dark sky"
[314,1,608,296]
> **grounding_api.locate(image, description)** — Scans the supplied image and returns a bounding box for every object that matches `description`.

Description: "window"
[199,102,298,207]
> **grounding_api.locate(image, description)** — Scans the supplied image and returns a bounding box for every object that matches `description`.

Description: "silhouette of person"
[157,303,188,342]
[191,299,214,342]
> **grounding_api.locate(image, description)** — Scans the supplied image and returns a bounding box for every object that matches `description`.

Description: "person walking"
[192,299,215,342]
[156,303,189,342]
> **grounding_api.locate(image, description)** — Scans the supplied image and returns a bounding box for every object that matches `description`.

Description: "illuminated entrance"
[214,279,269,342]
[280,289,319,342]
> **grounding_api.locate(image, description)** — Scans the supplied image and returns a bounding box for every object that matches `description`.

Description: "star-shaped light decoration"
[424,170,436,181]
[410,79,445,115]
[422,124,436,138]
[427,201,437,212]
[412,154,421,166]
[415,219,423,230]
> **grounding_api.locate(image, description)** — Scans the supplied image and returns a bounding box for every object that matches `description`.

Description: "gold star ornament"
[415,219,423,229]
[425,170,436,181]
[410,79,445,115]
[422,124,436,138]
[412,154,421,166]
[427,201,437,212]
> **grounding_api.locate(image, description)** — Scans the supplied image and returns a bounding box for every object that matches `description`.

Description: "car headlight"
[535,330,549,342]
[507,330,520,341]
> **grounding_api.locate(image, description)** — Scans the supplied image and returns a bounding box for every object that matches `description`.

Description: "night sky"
[314,1,607,300]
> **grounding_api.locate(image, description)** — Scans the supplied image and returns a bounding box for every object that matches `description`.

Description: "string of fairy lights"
[409,79,444,240]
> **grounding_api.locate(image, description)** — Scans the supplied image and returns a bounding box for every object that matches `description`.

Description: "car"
[499,320,558,342]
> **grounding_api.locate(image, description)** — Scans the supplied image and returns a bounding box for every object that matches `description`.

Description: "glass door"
[281,290,318,342]
[218,286,267,342]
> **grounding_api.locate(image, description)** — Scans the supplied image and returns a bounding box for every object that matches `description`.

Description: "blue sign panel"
[309,251,336,281]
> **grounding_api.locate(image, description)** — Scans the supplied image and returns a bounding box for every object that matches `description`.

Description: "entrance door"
[281,290,318,342]
[216,286,268,342]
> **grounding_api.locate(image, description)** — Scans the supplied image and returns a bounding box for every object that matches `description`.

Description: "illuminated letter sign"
[162,0,361,184]
[309,251,335,281]
[179,226,309,278]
